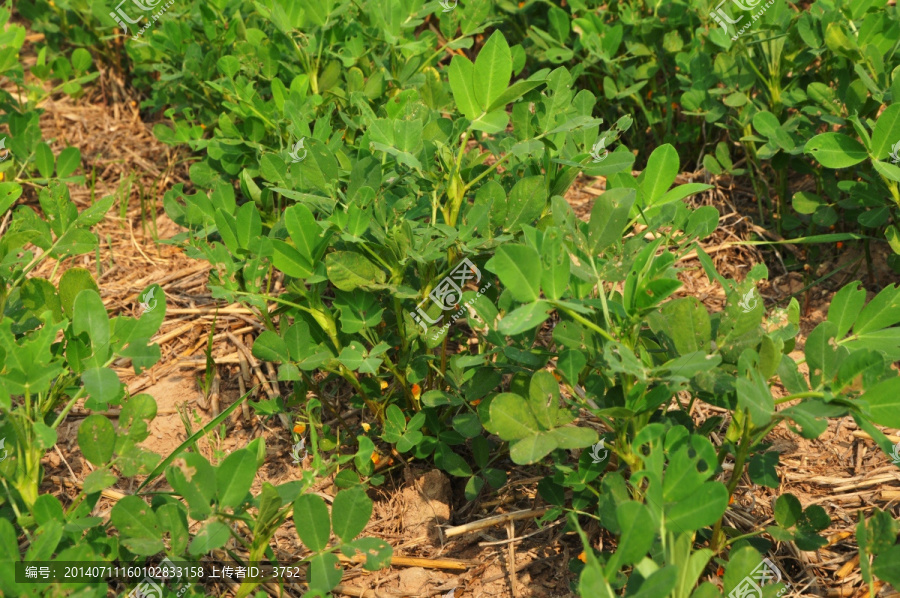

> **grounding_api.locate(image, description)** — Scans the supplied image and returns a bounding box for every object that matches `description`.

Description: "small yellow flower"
[380,380,389,390]
[293,423,306,434]
[471,398,482,407]
[411,384,421,400]
[371,452,381,465]
[577,551,587,563]
[0,172,4,182]
[361,422,371,432]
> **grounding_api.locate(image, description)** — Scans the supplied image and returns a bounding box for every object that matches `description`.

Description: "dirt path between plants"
[31,70,900,598]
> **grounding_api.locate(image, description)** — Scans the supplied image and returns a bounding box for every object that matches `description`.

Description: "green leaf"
[82,468,117,494]
[504,176,546,232]
[774,493,803,527]
[35,143,54,179]
[665,481,728,532]
[165,452,217,520]
[326,251,386,291]
[308,552,342,592]
[110,495,164,556]
[748,452,780,488]
[71,48,92,72]
[73,289,109,361]
[75,195,115,228]
[56,147,81,178]
[752,111,782,138]
[188,520,232,555]
[608,501,654,569]
[548,426,598,449]
[861,377,900,427]
[58,267,100,317]
[805,133,868,168]
[0,182,23,215]
[33,421,57,449]
[252,330,290,363]
[332,487,374,542]
[272,239,314,278]
[855,284,900,335]
[485,244,541,302]
[509,432,557,464]
[588,188,636,252]
[873,545,900,587]
[448,55,479,120]
[294,494,331,551]
[498,301,553,335]
[82,367,123,409]
[473,31,512,111]
[20,277,62,321]
[471,110,509,134]
[77,415,115,466]
[806,321,839,387]
[235,201,261,250]
[540,229,569,301]
[215,449,257,510]
[871,103,900,161]
[486,78,545,112]
[827,283,866,338]
[489,392,540,439]
[284,203,322,259]
[349,537,393,571]
[640,144,679,206]
[792,191,823,215]
[435,442,474,476]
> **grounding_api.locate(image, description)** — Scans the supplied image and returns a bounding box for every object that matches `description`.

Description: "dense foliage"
[3,0,900,596]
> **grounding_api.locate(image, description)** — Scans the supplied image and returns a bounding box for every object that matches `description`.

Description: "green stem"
[554,302,617,343]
